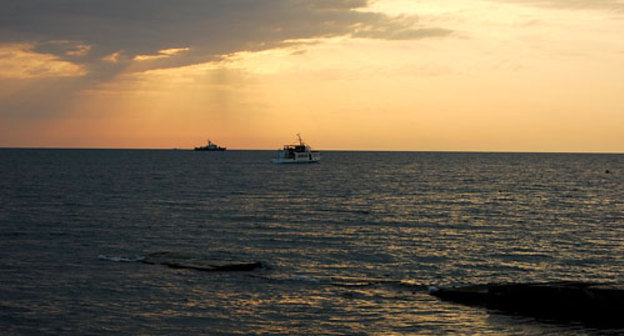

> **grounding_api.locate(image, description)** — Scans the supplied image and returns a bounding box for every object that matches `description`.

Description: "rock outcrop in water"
[140,252,262,272]
[428,281,624,327]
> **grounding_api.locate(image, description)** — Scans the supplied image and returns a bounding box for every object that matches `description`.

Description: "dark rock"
[428,281,624,327]
[141,251,262,272]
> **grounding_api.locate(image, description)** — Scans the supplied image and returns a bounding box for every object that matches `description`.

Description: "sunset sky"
[1,0,623,151]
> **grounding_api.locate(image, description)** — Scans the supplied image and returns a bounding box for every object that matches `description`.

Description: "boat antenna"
[297,133,303,146]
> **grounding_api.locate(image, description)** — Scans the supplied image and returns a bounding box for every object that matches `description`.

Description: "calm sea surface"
[1,149,624,335]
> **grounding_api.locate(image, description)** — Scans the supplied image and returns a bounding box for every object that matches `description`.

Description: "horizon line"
[1,146,623,155]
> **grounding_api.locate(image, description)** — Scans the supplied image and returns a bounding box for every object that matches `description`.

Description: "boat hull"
[271,135,320,163]
[194,147,226,151]
[271,158,319,164]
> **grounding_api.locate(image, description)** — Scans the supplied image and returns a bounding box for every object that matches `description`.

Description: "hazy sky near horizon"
[1,0,623,151]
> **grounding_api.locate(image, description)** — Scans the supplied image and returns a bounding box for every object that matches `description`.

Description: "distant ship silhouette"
[194,139,226,151]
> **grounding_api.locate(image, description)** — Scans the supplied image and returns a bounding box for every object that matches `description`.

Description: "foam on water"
[97,255,143,263]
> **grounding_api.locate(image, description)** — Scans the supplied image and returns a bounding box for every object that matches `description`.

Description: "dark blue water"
[1,149,623,335]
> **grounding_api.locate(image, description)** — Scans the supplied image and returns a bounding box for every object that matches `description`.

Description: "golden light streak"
[134,47,190,61]
[159,47,191,56]
[0,43,87,79]
[102,51,123,63]
[66,44,91,57]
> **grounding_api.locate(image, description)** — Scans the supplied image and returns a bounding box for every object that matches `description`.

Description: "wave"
[251,274,429,291]
[318,208,372,215]
[97,255,144,263]
[98,253,433,293]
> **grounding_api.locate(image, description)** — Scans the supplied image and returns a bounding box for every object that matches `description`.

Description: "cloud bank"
[0,0,452,78]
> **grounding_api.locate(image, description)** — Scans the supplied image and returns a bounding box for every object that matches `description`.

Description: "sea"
[1,149,623,335]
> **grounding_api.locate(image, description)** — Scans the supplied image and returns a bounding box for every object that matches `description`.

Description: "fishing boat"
[194,139,226,151]
[271,134,320,164]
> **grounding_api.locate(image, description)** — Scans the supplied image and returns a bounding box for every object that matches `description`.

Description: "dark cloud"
[0,0,452,77]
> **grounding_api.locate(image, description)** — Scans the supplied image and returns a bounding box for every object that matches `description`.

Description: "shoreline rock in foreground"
[428,281,624,327]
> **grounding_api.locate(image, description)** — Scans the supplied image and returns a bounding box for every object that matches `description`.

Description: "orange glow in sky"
[1,0,623,151]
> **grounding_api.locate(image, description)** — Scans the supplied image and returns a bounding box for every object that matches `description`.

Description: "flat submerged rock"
[141,251,262,272]
[429,281,624,327]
